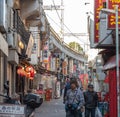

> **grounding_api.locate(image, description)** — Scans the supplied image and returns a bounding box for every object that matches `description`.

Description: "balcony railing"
[13,9,30,45]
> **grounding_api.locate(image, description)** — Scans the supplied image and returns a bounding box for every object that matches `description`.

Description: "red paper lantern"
[17,67,24,75]
[17,66,28,77]
[20,67,25,76]
[30,66,34,72]
[25,66,34,72]
[21,69,24,76]
[25,66,31,72]
[25,66,36,78]
[26,73,30,78]
[30,70,35,77]
[34,70,36,74]
[17,68,21,75]
[22,70,26,76]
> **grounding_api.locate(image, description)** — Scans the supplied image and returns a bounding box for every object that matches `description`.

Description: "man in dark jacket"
[84,84,98,117]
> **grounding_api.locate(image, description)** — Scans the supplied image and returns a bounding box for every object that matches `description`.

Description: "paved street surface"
[35,97,66,117]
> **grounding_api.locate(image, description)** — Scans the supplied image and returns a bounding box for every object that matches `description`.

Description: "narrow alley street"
[0,0,119,117]
[35,98,66,117]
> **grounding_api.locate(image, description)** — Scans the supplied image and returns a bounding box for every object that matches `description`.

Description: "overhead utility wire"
[46,14,88,42]
[46,14,61,29]
[46,13,76,35]
[52,0,61,20]
[64,24,88,44]
[51,0,88,45]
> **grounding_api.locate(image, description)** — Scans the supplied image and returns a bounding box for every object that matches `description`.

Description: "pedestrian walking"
[4,81,9,97]
[77,79,85,117]
[65,80,84,117]
[63,78,71,104]
[84,84,98,117]
[60,81,64,96]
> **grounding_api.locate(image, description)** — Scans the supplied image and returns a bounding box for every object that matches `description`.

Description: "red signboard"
[94,0,104,43]
[108,0,120,29]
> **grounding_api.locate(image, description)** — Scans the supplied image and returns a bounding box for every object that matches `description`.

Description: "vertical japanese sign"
[94,0,104,43]
[108,0,120,29]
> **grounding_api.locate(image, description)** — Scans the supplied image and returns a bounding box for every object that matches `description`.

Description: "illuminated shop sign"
[94,0,104,43]
[107,0,120,29]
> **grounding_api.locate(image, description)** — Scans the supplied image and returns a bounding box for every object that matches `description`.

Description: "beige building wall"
[0,33,8,102]
[0,52,4,102]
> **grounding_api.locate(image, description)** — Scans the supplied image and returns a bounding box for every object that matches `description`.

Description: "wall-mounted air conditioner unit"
[7,33,15,48]
[0,0,7,33]
[7,32,18,49]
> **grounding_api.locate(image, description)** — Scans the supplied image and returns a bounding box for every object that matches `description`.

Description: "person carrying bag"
[65,80,84,117]
[95,107,102,117]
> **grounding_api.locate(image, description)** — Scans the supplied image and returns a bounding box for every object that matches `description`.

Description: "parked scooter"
[0,93,43,117]
[23,92,43,117]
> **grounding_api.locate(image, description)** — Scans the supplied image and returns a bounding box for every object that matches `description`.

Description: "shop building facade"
[0,0,87,102]
[89,1,120,117]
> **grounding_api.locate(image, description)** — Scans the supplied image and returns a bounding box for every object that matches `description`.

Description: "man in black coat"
[84,84,98,117]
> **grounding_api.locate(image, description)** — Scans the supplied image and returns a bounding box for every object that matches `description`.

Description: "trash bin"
[45,89,51,101]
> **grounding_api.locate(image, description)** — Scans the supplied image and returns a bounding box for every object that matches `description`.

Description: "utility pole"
[61,0,64,41]
[43,0,64,41]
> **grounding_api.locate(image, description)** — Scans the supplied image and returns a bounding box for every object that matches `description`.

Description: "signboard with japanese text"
[94,0,104,43]
[62,61,67,75]
[0,114,25,117]
[107,0,120,29]
[0,104,26,117]
[26,34,34,58]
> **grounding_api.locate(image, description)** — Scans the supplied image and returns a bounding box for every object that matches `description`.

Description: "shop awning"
[103,54,120,70]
